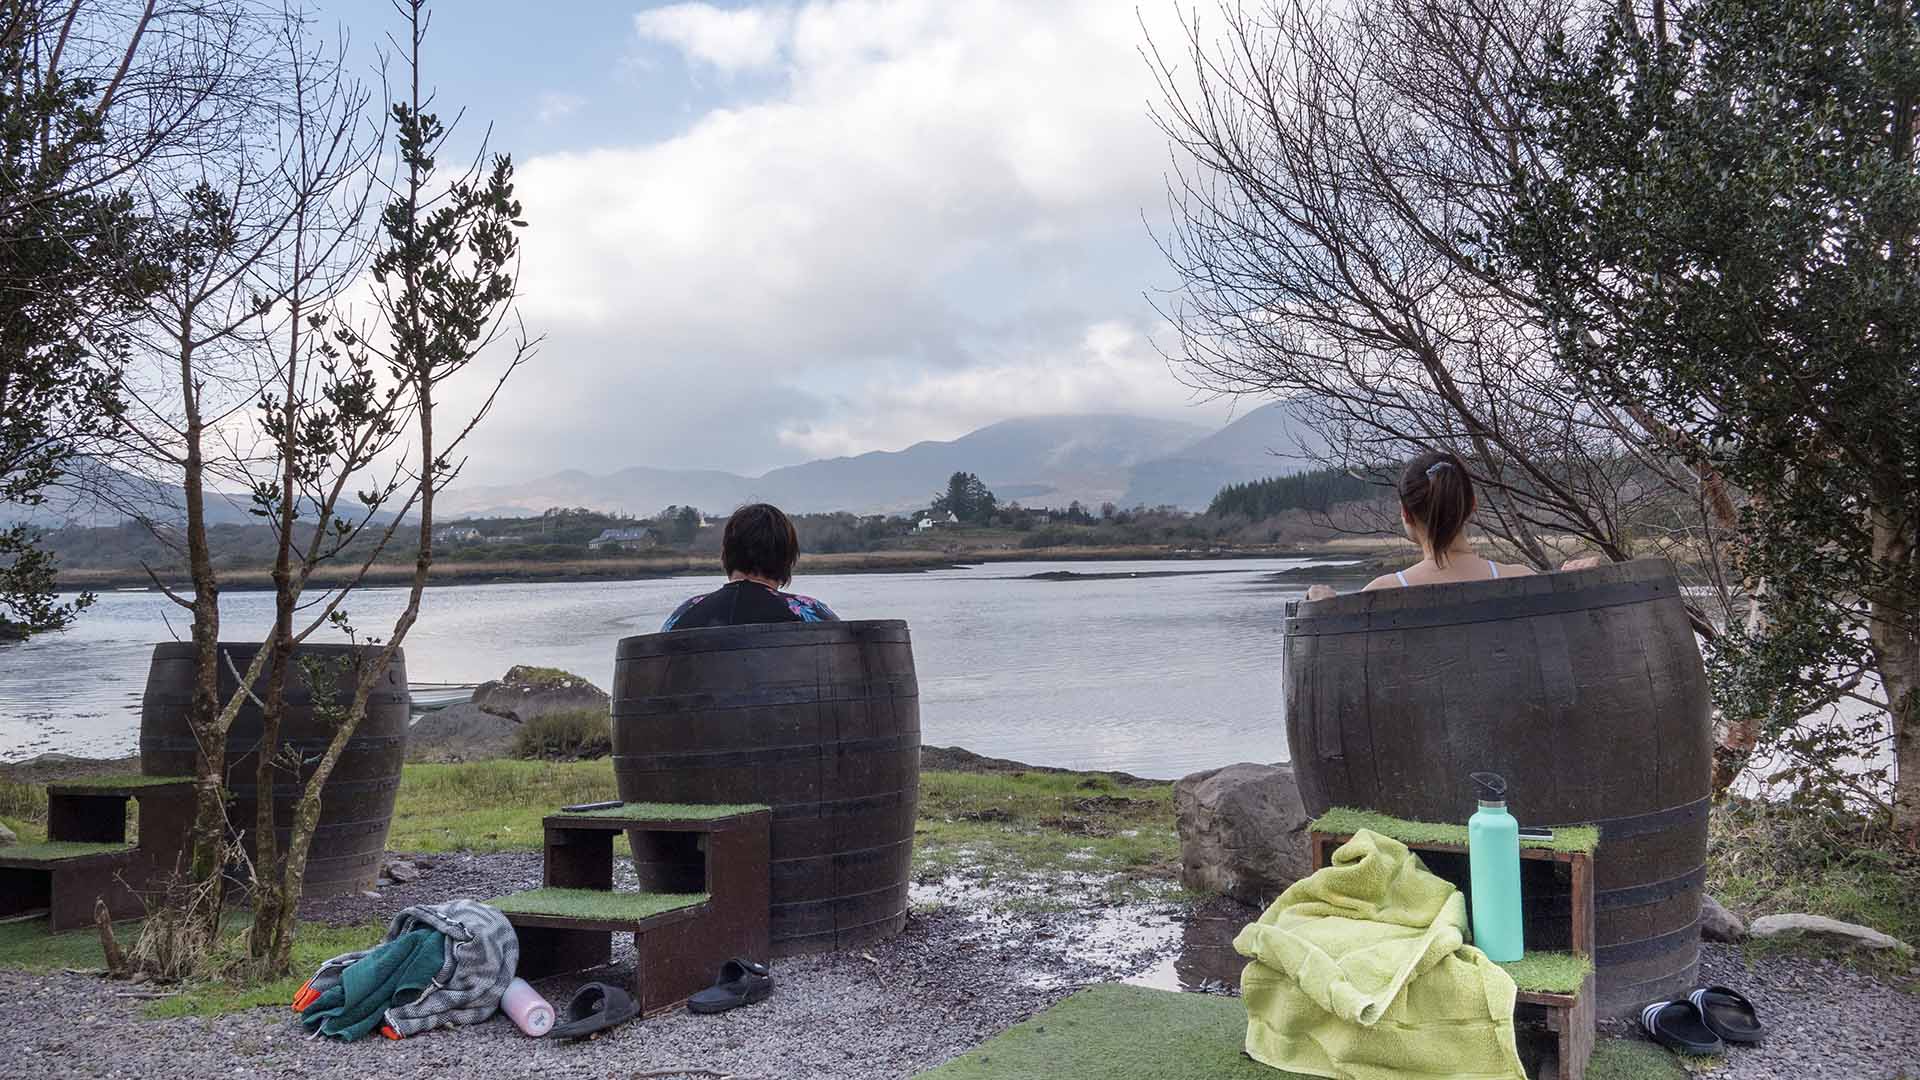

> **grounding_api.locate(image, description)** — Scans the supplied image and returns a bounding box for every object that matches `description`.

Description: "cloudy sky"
[315,0,1225,484]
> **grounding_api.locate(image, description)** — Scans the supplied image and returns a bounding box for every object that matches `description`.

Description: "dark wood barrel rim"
[617,619,911,658]
[1289,576,1679,636]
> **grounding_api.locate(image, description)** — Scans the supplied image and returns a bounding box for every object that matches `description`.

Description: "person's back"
[662,503,839,631]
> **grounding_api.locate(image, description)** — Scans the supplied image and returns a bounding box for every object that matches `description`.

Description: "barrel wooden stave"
[139,642,409,897]
[612,620,919,957]
[1284,560,1711,1015]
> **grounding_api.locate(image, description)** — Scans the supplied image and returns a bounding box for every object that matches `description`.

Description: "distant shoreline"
[57,542,1409,594]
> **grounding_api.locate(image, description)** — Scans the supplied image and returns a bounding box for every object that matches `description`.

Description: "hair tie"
[1425,461,1455,479]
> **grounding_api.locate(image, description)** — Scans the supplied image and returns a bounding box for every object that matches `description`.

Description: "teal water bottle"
[1467,771,1524,962]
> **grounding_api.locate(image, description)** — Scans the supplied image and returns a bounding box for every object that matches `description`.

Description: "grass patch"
[386,759,620,852]
[556,802,768,822]
[913,769,1178,905]
[0,840,133,861]
[512,708,612,760]
[499,664,596,690]
[0,914,383,1018]
[1585,1038,1689,1080]
[1498,950,1592,994]
[1311,807,1600,855]
[487,887,706,922]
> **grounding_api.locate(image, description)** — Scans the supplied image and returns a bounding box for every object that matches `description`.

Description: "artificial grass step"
[1311,807,1600,855]
[486,887,708,923]
[0,841,134,863]
[551,802,768,823]
[44,774,194,793]
[1500,950,1592,995]
[914,983,1681,1080]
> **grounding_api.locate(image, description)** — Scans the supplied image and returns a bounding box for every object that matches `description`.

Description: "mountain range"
[435,401,1318,519]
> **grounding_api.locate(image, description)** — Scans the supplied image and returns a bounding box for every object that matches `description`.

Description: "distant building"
[435,526,481,544]
[588,526,659,551]
[916,511,960,531]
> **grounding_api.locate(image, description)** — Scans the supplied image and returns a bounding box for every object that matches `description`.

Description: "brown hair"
[1399,451,1475,566]
[723,503,800,586]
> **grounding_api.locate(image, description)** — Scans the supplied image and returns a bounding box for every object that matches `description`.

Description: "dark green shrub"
[514,708,612,761]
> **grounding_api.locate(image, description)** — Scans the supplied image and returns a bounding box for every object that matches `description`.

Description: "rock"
[471,665,609,724]
[1749,913,1913,952]
[0,821,16,847]
[1174,762,1311,907]
[404,701,520,763]
[1700,895,1747,942]
[384,860,421,883]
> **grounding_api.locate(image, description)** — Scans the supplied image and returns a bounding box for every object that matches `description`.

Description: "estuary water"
[0,557,1356,778]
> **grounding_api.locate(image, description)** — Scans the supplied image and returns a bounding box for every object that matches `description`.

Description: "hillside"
[1122,401,1326,510]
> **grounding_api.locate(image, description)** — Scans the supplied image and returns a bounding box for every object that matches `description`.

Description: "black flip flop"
[548,981,640,1040]
[1690,985,1766,1045]
[1640,998,1725,1055]
[687,957,773,1014]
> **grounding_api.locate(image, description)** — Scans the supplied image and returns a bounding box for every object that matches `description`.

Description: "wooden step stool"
[1309,810,1599,1080]
[489,802,770,1016]
[0,775,195,932]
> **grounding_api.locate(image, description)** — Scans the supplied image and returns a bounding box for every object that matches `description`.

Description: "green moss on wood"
[0,841,133,862]
[486,887,706,921]
[1498,950,1592,994]
[553,802,768,822]
[1310,807,1600,854]
[46,774,193,792]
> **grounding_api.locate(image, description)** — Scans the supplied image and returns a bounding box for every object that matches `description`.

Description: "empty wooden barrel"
[612,620,919,957]
[1284,559,1711,1015]
[140,642,409,897]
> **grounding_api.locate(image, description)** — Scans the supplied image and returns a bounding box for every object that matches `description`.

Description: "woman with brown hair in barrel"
[1306,450,1593,600]
[662,503,840,630]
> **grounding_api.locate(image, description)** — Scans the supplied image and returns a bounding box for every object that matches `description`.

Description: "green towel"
[1233,829,1526,1080]
[299,927,447,1041]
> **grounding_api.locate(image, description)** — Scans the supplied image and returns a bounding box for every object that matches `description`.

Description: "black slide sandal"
[688,958,773,1014]
[548,982,640,1040]
[1641,998,1725,1055]
[1690,986,1766,1044]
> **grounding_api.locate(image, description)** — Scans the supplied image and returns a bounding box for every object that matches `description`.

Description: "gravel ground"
[4,852,1186,1080]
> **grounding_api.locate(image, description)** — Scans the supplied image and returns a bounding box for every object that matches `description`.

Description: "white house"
[916,511,960,531]
[434,526,481,544]
[588,526,659,551]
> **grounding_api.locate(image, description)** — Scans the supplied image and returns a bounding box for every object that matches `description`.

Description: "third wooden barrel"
[140,641,409,897]
[1284,559,1711,1015]
[611,620,919,957]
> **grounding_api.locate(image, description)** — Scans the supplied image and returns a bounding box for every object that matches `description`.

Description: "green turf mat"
[1311,807,1600,855]
[1499,950,1592,994]
[553,802,768,821]
[914,983,1311,1080]
[486,887,707,921]
[0,841,133,862]
[45,774,193,790]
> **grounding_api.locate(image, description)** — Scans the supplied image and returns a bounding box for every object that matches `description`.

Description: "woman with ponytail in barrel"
[1304,450,1596,600]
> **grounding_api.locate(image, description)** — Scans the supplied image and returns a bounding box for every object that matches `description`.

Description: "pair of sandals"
[1640,986,1766,1054]
[548,958,774,1040]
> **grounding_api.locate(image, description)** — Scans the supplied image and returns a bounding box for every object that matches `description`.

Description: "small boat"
[408,682,478,712]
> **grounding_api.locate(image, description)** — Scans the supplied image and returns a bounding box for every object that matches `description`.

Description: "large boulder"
[471,665,609,723]
[0,821,16,847]
[1749,913,1913,953]
[1700,895,1747,943]
[1175,762,1311,907]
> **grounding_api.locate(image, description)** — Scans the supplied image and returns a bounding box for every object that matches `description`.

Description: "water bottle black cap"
[1471,772,1507,801]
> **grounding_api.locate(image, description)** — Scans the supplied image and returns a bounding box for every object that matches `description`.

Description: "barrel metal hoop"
[613,682,920,713]
[1288,579,1674,636]
[1546,795,1711,840]
[770,881,909,915]
[770,836,915,866]
[138,733,406,753]
[226,775,403,798]
[1594,863,1708,911]
[1598,960,1702,1001]
[1594,918,1702,964]
[613,733,918,770]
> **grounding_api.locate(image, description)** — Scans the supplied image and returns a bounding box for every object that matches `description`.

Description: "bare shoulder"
[1361,573,1401,592]
[1497,561,1538,578]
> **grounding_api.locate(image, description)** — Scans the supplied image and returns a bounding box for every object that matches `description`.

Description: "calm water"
[0,558,1358,778]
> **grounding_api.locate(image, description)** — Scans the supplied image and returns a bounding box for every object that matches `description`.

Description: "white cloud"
[534,91,586,124]
[632,3,794,74]
[463,0,1211,481]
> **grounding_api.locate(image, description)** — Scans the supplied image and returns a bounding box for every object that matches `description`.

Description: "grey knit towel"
[303,898,520,1038]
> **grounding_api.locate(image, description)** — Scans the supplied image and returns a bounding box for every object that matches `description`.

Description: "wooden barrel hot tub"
[1284,559,1711,1014]
[611,620,919,957]
[140,642,409,897]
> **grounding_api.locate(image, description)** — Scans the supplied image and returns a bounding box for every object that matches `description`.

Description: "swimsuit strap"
[1395,570,1410,587]
[1488,559,1499,579]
